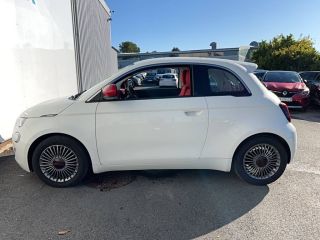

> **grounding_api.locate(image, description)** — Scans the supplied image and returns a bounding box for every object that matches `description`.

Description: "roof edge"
[98,0,111,15]
[132,57,258,73]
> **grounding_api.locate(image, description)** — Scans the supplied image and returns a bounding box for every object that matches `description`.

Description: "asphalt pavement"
[0,109,319,240]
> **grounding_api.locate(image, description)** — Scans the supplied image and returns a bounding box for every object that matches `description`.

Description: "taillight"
[279,102,291,122]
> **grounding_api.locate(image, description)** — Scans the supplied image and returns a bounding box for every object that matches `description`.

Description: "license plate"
[279,97,292,102]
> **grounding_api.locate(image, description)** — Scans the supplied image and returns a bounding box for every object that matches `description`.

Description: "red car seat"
[179,69,191,96]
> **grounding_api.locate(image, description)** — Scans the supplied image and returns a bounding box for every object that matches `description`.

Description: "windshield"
[300,72,319,80]
[264,72,302,83]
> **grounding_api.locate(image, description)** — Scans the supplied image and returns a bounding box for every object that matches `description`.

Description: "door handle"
[184,110,203,116]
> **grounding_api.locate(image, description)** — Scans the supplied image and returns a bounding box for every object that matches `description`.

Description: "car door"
[192,64,254,171]
[95,67,208,170]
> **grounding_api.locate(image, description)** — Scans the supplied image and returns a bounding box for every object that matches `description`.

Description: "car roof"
[299,71,320,73]
[133,57,258,73]
[265,70,298,73]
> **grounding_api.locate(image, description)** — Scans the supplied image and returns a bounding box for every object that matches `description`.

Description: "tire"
[233,136,288,185]
[32,136,89,187]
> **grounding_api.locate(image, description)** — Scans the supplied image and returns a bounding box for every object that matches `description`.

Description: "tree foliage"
[252,34,320,71]
[171,47,180,52]
[119,41,140,53]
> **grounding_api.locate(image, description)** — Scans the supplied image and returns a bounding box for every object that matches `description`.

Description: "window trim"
[88,63,194,103]
[192,64,252,97]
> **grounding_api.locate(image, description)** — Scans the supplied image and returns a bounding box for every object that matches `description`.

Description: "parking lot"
[0,109,319,240]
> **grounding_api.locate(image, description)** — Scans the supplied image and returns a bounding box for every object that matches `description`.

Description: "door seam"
[199,97,210,159]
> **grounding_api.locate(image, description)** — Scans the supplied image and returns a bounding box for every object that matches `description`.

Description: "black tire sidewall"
[32,136,89,188]
[233,136,288,185]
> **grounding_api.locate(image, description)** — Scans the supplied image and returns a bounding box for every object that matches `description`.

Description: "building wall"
[0,0,118,140]
[71,0,118,91]
[0,0,78,140]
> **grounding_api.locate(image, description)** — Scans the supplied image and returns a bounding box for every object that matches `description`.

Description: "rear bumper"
[286,123,297,163]
[159,81,177,87]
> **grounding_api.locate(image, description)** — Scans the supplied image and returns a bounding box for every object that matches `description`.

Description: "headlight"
[301,87,310,96]
[17,117,27,128]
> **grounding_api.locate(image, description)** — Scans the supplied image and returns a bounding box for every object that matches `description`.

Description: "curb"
[0,139,14,158]
[0,152,14,158]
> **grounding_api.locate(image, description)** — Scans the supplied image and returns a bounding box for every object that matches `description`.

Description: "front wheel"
[233,136,288,185]
[32,136,89,187]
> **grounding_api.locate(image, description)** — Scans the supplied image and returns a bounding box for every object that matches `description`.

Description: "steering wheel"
[124,79,138,99]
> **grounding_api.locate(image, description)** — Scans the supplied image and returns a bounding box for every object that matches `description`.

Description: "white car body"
[13,57,297,181]
[159,73,178,87]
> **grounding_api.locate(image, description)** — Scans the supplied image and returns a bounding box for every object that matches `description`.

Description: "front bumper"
[12,120,32,172]
[284,94,310,108]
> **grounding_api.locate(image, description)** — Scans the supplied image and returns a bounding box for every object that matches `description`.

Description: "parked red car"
[262,71,310,110]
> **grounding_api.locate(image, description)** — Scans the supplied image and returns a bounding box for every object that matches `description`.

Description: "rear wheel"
[32,136,89,187]
[233,136,288,185]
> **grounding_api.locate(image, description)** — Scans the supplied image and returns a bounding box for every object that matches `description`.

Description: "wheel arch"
[232,132,291,169]
[27,133,92,172]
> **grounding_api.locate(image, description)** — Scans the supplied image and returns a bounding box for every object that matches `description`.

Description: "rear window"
[163,75,174,78]
[264,72,302,83]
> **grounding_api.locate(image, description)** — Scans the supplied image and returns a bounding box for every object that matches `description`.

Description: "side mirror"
[303,79,308,83]
[102,84,118,100]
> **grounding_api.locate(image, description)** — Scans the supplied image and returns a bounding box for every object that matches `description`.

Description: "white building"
[0,0,118,140]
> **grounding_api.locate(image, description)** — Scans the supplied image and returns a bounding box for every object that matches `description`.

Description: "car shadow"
[85,169,269,239]
[291,106,320,123]
[1,157,269,240]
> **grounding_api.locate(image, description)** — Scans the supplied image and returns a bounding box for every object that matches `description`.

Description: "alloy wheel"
[39,145,79,183]
[243,144,281,180]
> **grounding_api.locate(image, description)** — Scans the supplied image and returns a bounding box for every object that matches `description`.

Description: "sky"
[106,0,320,52]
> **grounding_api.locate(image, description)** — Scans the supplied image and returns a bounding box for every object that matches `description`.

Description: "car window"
[264,72,301,83]
[300,72,319,81]
[254,72,266,81]
[208,68,245,93]
[105,66,192,101]
[193,65,250,97]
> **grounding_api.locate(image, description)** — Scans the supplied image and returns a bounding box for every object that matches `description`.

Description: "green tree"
[119,41,140,53]
[252,34,320,71]
[171,47,180,52]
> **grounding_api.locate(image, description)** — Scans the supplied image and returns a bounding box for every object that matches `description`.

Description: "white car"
[159,73,178,87]
[13,57,297,187]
